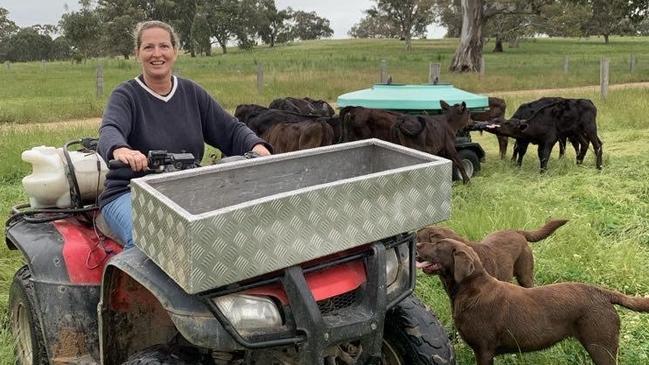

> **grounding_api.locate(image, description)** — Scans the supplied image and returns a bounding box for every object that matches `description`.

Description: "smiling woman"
[134,21,179,95]
[97,20,272,251]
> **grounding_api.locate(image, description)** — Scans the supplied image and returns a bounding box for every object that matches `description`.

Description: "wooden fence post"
[429,63,441,84]
[256,63,264,94]
[479,56,485,78]
[379,59,388,83]
[630,54,636,73]
[600,57,609,100]
[563,56,569,74]
[96,64,104,98]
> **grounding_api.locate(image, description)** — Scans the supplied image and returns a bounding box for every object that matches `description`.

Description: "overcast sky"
[2,0,445,39]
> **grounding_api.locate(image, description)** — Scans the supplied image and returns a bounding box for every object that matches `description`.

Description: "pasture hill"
[1,37,649,364]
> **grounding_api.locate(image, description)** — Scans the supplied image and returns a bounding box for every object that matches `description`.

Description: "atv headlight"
[385,248,400,287]
[213,294,282,333]
[386,244,411,297]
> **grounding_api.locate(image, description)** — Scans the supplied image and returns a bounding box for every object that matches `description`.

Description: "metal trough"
[131,139,452,294]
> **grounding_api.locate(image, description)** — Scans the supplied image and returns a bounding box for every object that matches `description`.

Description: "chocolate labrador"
[416,219,567,287]
[416,238,649,365]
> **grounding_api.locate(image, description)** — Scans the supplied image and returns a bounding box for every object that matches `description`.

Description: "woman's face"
[136,27,177,80]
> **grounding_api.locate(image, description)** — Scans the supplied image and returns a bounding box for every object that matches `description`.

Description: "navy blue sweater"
[97,76,268,209]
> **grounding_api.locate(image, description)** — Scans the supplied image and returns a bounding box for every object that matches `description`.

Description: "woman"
[98,21,271,249]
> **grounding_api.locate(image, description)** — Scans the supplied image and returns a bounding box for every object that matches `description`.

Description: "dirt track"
[491,81,649,97]
[3,82,648,132]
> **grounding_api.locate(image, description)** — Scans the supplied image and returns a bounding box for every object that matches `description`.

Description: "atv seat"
[95,213,125,247]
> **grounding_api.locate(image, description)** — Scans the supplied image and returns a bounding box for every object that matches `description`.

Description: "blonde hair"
[133,21,180,51]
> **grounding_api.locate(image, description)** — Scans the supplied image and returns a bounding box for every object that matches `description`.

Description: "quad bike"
[6,138,455,365]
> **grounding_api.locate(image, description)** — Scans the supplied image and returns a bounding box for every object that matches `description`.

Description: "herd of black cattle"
[234,96,603,181]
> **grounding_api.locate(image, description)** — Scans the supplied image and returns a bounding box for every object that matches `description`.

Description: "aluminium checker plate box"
[130,139,452,294]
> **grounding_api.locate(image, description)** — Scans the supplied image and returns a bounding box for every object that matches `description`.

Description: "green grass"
[1,36,649,123]
[1,38,649,363]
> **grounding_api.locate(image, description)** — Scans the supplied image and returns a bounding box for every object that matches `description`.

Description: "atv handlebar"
[108,150,198,172]
[108,150,262,172]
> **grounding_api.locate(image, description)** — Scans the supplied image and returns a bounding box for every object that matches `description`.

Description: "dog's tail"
[603,288,649,312]
[517,219,569,242]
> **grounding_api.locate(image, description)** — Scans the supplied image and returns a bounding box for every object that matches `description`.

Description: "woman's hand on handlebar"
[251,143,272,156]
[113,147,148,172]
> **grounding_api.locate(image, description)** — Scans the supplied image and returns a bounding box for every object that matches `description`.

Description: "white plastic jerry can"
[21,145,108,209]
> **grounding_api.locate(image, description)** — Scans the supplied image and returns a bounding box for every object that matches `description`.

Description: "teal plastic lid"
[337,84,489,111]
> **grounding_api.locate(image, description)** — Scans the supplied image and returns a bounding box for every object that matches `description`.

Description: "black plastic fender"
[5,220,101,362]
[99,248,241,364]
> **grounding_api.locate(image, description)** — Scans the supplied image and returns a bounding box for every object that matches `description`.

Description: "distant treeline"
[2,0,648,64]
[348,0,649,52]
[0,0,334,63]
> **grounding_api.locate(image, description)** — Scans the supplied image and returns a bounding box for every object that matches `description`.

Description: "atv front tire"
[382,295,455,365]
[9,266,48,365]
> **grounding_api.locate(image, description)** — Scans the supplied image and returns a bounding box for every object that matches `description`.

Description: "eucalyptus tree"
[369,0,436,50]
[255,0,292,47]
[59,0,102,59]
[628,0,648,24]
[348,12,401,38]
[204,0,240,54]
[3,27,53,62]
[584,0,632,43]
[0,7,19,59]
[0,7,18,42]
[235,0,263,49]
[434,0,462,37]
[449,0,550,72]
[290,10,334,40]
[532,0,590,38]
[97,0,145,59]
[191,5,212,55]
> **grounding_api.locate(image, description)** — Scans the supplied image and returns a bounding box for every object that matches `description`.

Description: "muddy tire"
[122,345,211,365]
[453,149,480,180]
[382,295,455,365]
[9,266,48,365]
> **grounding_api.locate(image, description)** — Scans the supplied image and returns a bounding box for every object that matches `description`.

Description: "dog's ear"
[453,249,475,283]
[416,227,430,243]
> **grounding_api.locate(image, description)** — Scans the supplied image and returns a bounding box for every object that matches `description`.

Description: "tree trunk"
[604,34,609,43]
[215,37,228,54]
[122,53,129,60]
[493,36,503,52]
[508,38,520,48]
[450,0,484,72]
[405,35,412,51]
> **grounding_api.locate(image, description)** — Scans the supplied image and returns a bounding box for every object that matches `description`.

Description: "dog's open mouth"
[415,260,442,274]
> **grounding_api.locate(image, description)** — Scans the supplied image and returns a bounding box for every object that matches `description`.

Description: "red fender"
[54,219,123,284]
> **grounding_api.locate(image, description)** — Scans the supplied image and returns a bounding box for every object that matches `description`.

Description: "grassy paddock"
[1,35,649,363]
[1,36,649,123]
[0,87,648,363]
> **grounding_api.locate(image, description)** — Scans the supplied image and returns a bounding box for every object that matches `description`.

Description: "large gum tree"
[449,0,550,72]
